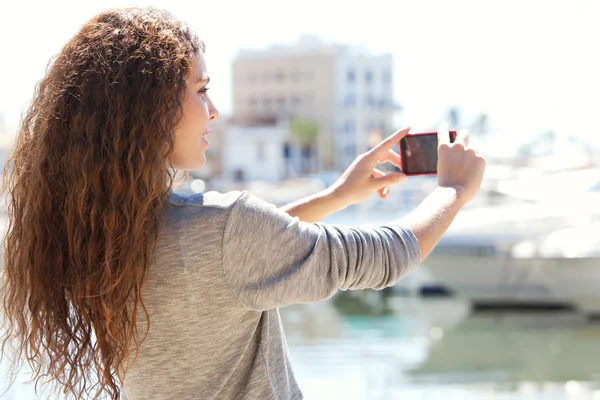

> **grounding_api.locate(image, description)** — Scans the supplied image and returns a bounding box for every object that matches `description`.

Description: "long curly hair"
[1,7,202,399]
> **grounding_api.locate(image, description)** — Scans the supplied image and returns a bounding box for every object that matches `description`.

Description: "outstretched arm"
[400,124,486,262]
[280,128,410,223]
[281,124,486,263]
[279,188,346,223]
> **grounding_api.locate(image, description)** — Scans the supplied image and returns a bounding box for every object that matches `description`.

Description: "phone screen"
[400,131,456,175]
[400,134,439,175]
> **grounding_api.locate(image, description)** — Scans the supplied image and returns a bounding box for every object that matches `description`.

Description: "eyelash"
[199,87,210,94]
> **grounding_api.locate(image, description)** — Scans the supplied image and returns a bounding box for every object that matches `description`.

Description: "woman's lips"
[202,131,210,145]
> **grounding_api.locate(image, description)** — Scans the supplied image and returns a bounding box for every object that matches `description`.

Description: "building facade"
[232,36,397,171]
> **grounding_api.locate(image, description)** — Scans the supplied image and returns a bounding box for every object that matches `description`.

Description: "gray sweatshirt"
[121,190,420,400]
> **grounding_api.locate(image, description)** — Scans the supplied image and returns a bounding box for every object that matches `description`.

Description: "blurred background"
[1,0,599,398]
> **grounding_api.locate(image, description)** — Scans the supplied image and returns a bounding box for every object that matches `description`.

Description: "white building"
[222,121,300,183]
[232,36,398,171]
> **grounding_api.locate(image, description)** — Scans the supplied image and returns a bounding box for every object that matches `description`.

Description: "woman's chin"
[168,156,206,171]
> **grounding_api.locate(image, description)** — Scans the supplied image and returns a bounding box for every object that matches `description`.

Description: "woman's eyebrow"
[196,75,210,84]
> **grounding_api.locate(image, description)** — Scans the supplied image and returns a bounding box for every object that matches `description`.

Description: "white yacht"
[514,222,600,315]
[418,168,600,312]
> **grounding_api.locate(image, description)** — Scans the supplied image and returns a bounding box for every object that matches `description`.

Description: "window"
[256,141,266,162]
[365,70,373,83]
[291,96,302,107]
[275,70,285,82]
[276,96,286,108]
[347,69,355,83]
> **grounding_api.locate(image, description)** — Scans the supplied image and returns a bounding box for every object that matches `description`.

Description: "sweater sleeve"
[221,191,421,311]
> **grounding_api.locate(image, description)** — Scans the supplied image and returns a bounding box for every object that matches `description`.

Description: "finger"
[456,129,470,146]
[372,169,388,199]
[377,149,402,168]
[372,168,385,177]
[371,168,386,179]
[371,168,408,188]
[377,184,390,199]
[368,127,410,158]
[438,122,450,146]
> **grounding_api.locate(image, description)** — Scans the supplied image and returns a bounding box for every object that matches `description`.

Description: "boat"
[417,168,600,312]
[514,222,600,316]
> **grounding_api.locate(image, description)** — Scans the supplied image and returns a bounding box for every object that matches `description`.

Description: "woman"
[1,7,485,400]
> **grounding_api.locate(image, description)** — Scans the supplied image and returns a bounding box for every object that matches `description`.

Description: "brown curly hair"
[1,7,203,399]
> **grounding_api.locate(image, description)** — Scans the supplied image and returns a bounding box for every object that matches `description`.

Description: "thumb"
[371,170,407,189]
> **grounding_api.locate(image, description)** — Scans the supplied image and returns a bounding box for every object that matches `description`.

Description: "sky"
[1,0,599,156]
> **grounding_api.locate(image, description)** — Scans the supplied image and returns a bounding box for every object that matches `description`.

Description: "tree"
[290,119,320,174]
[290,119,319,147]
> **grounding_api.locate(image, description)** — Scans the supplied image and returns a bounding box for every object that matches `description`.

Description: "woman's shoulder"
[167,190,247,209]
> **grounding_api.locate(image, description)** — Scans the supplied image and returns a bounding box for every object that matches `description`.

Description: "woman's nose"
[208,97,219,120]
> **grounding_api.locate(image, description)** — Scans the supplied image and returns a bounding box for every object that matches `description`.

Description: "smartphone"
[399,130,457,176]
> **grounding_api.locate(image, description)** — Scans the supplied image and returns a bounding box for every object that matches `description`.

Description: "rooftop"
[236,35,389,59]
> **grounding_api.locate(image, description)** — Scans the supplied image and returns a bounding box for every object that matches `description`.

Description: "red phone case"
[399,130,457,176]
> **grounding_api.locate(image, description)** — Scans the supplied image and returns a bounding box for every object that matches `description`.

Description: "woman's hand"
[437,123,487,205]
[328,127,410,207]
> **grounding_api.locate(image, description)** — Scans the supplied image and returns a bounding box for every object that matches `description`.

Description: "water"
[280,297,600,400]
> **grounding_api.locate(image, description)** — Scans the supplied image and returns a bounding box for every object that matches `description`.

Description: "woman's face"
[169,51,219,170]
